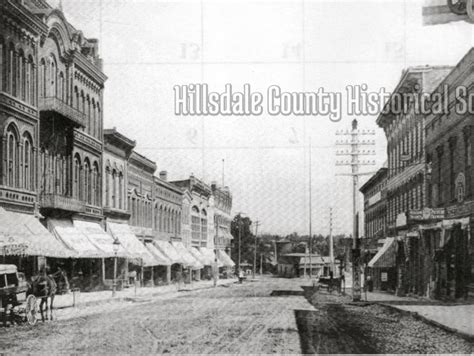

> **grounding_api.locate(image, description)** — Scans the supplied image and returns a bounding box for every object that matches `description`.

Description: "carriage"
[0,264,38,326]
[448,0,474,19]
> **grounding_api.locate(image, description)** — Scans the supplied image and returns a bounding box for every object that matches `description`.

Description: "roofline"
[359,167,388,193]
[375,65,453,128]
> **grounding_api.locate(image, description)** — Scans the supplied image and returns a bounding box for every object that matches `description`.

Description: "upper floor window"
[5,124,19,188]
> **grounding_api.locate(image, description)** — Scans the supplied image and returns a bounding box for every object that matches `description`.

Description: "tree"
[230,214,254,269]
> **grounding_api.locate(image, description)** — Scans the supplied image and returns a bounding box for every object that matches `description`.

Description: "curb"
[55,280,236,310]
[379,303,474,342]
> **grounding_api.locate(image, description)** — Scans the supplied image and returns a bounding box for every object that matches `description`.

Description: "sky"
[50,0,473,236]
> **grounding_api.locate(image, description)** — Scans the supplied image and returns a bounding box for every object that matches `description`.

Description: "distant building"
[211,182,233,254]
[153,171,183,242]
[360,167,388,248]
[171,175,213,248]
[127,151,156,241]
[277,253,336,278]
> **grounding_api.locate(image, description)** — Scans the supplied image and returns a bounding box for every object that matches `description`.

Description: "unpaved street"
[0,278,310,354]
[0,277,472,354]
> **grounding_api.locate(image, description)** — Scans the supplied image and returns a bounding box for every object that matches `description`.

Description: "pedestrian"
[238,269,244,284]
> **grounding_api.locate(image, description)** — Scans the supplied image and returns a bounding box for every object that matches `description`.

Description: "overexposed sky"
[51,0,473,236]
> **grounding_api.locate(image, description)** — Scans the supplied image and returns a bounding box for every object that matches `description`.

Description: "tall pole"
[335,119,375,302]
[222,159,225,187]
[253,220,260,279]
[238,219,241,272]
[308,139,313,279]
[329,207,334,274]
[351,119,361,301]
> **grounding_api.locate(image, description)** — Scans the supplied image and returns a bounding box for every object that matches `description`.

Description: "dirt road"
[0,277,472,354]
[0,277,311,354]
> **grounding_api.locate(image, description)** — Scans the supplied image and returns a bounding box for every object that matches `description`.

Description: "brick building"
[376,65,452,296]
[425,48,474,299]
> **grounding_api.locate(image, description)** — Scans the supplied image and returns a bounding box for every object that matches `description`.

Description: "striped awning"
[217,249,235,267]
[74,220,128,258]
[171,242,203,270]
[107,222,156,263]
[48,218,104,258]
[0,208,74,258]
[145,242,171,266]
[153,240,185,265]
[199,247,223,267]
[368,237,396,268]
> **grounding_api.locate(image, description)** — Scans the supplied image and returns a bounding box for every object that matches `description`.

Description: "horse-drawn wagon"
[0,264,37,326]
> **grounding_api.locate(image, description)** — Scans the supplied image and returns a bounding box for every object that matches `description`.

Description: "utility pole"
[308,139,313,279]
[329,207,334,274]
[253,220,260,279]
[336,119,375,302]
[236,212,246,272]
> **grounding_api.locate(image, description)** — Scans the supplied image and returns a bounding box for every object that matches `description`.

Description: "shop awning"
[217,249,235,267]
[153,240,185,265]
[189,247,208,266]
[74,220,128,258]
[199,247,223,267]
[48,219,104,258]
[0,208,74,258]
[368,237,396,268]
[145,243,171,266]
[171,242,203,269]
[107,222,156,263]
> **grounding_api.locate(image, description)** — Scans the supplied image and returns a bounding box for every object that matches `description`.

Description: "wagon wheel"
[467,0,474,21]
[25,295,37,326]
[448,0,467,14]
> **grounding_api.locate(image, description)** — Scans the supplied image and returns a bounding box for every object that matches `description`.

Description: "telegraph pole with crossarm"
[336,119,376,302]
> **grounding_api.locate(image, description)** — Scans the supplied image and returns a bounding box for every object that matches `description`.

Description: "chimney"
[159,171,168,181]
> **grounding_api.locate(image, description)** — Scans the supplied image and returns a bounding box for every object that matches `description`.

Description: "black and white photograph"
[0,0,473,354]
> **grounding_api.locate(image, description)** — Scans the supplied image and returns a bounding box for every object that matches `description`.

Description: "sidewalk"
[362,290,474,340]
[54,278,236,309]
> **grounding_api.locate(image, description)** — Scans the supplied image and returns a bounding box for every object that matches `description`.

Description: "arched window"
[112,169,117,208]
[105,166,110,207]
[93,162,100,206]
[0,37,4,91]
[39,58,46,98]
[87,96,91,134]
[50,56,57,98]
[159,206,163,231]
[18,50,25,100]
[84,159,92,204]
[9,43,15,96]
[74,86,79,110]
[96,103,101,138]
[6,124,19,188]
[73,154,81,199]
[58,72,64,102]
[81,91,85,114]
[23,133,34,191]
[118,172,123,209]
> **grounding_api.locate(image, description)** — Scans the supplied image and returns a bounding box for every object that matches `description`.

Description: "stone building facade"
[153,171,183,242]
[102,128,135,222]
[127,150,155,241]
[211,183,233,253]
[172,175,213,249]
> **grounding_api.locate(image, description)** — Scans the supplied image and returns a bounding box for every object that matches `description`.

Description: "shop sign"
[409,207,445,221]
[446,200,474,218]
[381,272,388,282]
[396,213,407,227]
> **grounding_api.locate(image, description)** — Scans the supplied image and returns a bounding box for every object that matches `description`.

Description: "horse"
[28,272,57,322]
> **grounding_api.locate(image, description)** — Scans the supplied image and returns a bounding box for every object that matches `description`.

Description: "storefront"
[367,237,397,292]
[0,208,75,278]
